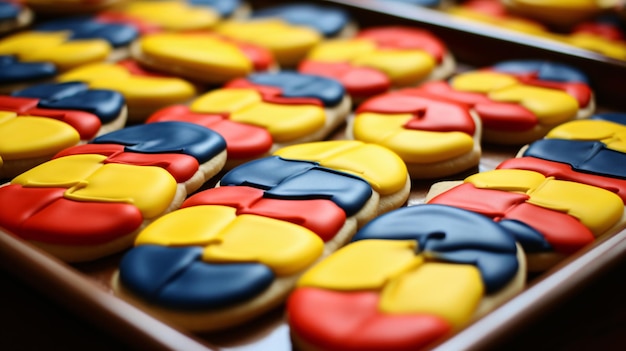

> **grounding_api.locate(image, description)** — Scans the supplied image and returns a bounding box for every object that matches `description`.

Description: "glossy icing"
[0,122,226,255]
[0,16,137,72]
[135,32,274,83]
[289,204,521,351]
[12,81,125,123]
[273,140,408,196]
[428,169,624,253]
[214,18,321,67]
[0,55,56,85]
[353,88,478,165]
[220,156,373,216]
[58,60,196,120]
[251,3,352,37]
[116,0,220,31]
[300,26,449,98]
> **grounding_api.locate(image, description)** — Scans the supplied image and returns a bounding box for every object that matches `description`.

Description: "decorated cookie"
[130,31,275,85]
[110,0,249,32]
[212,2,354,67]
[112,140,409,331]
[0,0,33,34]
[0,121,227,262]
[348,87,481,179]
[0,83,127,179]
[500,114,626,202]
[24,0,127,15]
[58,59,197,123]
[414,60,595,145]
[288,203,525,351]
[503,0,618,28]
[299,26,456,101]
[147,71,351,169]
[447,0,549,35]
[426,169,625,271]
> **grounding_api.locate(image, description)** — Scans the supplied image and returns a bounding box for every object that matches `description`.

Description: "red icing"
[116,59,174,78]
[287,287,451,351]
[522,79,591,108]
[357,26,446,63]
[0,184,143,245]
[298,60,390,99]
[182,186,346,241]
[356,90,476,135]
[55,143,199,183]
[498,157,626,203]
[429,183,595,253]
[574,22,624,41]
[0,96,101,139]
[148,105,273,159]
[225,78,323,107]
[416,81,538,131]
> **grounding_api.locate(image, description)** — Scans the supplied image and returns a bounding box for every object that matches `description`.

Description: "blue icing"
[591,112,626,126]
[500,219,552,253]
[35,16,138,48]
[352,204,519,292]
[189,0,243,16]
[0,2,19,21]
[248,71,345,106]
[93,121,226,163]
[119,245,204,299]
[523,139,626,179]
[158,260,274,309]
[252,3,350,37]
[492,60,589,84]
[0,55,57,83]
[221,156,373,216]
[119,245,274,309]
[12,82,125,123]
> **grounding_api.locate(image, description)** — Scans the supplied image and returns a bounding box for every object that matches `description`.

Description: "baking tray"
[3,1,626,350]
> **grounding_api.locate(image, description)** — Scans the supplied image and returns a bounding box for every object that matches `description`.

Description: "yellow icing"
[0,115,79,160]
[451,71,519,93]
[12,154,177,218]
[297,239,421,290]
[527,178,623,236]
[488,85,579,125]
[353,112,475,163]
[566,33,626,59]
[230,101,325,142]
[465,169,546,193]
[139,33,253,80]
[59,62,197,107]
[467,169,624,236]
[64,163,177,219]
[274,140,409,195]
[215,19,321,66]
[190,89,262,114]
[546,120,626,153]
[352,50,436,86]
[190,88,326,142]
[379,262,483,327]
[122,1,219,31]
[202,214,324,276]
[12,154,107,187]
[510,0,609,10]
[0,31,110,71]
[307,39,379,62]
[136,205,237,247]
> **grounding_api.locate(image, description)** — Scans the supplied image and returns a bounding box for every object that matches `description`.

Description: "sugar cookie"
[112,140,409,331]
[130,32,275,85]
[348,87,482,179]
[416,59,595,145]
[288,204,525,351]
[147,71,351,169]
[0,121,227,262]
[299,26,456,102]
[426,169,625,271]
[0,0,33,34]
[503,0,618,28]
[58,59,197,123]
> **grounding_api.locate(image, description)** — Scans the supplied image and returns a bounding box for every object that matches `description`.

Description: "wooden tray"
[3,1,626,350]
